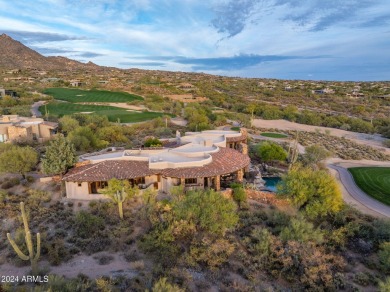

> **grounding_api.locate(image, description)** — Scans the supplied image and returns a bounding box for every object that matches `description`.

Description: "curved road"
[30,100,46,117]
[329,164,390,218]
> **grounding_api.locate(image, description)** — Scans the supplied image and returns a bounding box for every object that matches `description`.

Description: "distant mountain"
[0,34,99,70]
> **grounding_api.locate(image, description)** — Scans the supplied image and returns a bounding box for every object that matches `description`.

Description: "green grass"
[260,132,288,138]
[44,88,143,103]
[39,102,166,123]
[41,88,167,123]
[348,167,390,206]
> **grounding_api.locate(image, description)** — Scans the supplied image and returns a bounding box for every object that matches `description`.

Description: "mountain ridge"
[0,34,100,71]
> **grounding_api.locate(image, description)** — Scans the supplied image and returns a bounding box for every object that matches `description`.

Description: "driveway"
[328,163,390,218]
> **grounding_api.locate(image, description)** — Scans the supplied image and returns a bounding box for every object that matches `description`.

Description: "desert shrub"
[152,277,184,292]
[379,277,390,291]
[373,220,390,245]
[187,237,235,268]
[1,178,20,189]
[354,272,370,286]
[74,211,105,239]
[0,190,7,206]
[271,241,345,289]
[139,226,180,263]
[265,210,291,234]
[87,232,111,255]
[231,183,247,207]
[379,242,390,272]
[94,254,114,265]
[247,228,273,260]
[124,250,140,262]
[144,137,162,147]
[27,189,51,205]
[26,175,35,183]
[279,217,324,244]
[47,239,71,265]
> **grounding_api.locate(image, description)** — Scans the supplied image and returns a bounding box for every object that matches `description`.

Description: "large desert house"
[63,130,250,200]
[0,115,58,143]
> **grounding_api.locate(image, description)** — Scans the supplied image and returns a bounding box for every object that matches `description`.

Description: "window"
[78,183,82,187]
[185,178,197,185]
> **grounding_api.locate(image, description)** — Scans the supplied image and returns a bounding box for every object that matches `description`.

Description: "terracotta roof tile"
[63,148,250,182]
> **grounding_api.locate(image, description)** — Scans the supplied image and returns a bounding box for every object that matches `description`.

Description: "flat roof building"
[0,115,58,143]
[63,129,249,200]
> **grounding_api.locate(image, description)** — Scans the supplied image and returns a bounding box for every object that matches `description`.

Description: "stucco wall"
[65,182,107,200]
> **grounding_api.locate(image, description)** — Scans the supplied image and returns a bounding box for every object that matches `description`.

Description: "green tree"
[0,145,38,178]
[278,165,343,218]
[68,126,108,151]
[257,141,287,164]
[98,178,139,219]
[301,144,331,166]
[97,125,128,144]
[41,135,77,177]
[184,104,211,131]
[58,115,80,134]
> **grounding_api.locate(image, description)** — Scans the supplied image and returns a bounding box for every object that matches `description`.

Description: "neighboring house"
[177,83,196,91]
[312,88,335,94]
[70,80,84,87]
[0,115,58,143]
[0,88,17,98]
[63,130,250,200]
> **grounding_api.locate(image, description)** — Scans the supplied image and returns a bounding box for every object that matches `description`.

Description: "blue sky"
[0,0,389,81]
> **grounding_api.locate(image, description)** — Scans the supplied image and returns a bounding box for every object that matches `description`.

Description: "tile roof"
[161,148,249,178]
[63,148,250,181]
[63,160,158,182]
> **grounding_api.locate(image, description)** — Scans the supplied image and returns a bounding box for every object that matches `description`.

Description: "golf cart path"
[328,160,390,218]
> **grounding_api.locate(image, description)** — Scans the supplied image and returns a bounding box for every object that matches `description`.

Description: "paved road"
[329,164,390,218]
[30,100,46,117]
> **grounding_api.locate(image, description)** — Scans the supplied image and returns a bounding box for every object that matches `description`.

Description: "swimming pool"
[263,177,281,192]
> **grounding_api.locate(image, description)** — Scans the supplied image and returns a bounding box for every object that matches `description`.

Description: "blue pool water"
[263,177,281,192]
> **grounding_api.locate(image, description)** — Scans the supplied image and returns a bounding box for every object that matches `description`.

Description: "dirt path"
[0,253,140,279]
[252,119,390,155]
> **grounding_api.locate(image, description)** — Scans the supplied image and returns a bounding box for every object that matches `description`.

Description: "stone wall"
[7,125,33,141]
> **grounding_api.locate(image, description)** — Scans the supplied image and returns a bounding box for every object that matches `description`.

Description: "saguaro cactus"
[114,188,127,220]
[7,202,41,275]
[99,178,139,220]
